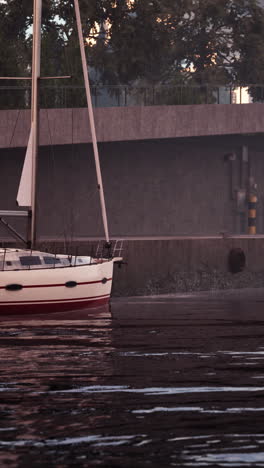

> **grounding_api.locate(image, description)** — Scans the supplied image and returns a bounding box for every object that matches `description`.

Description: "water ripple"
[49,384,264,395]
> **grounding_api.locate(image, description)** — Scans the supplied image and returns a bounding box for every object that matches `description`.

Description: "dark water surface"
[1,291,264,467]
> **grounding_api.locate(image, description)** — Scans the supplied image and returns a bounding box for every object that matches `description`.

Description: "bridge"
[0,102,263,148]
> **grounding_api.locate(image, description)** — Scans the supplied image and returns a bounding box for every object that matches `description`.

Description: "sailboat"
[0,0,122,315]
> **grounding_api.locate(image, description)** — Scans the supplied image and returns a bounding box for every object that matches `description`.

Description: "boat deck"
[0,249,94,271]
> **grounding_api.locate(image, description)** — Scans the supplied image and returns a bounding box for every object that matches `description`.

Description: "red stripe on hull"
[0,296,110,315]
[0,278,112,290]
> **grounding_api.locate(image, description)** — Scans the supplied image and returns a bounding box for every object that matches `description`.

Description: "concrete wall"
[1,133,264,239]
[1,103,264,148]
[111,238,264,295]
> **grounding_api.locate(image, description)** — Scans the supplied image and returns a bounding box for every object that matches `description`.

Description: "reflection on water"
[1,292,264,466]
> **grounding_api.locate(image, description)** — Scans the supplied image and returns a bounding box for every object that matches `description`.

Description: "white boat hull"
[0,257,115,315]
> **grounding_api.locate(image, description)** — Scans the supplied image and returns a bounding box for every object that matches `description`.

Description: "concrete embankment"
[111,237,264,296]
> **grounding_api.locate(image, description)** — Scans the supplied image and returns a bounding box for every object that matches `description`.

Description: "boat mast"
[30,0,42,249]
[74,0,110,244]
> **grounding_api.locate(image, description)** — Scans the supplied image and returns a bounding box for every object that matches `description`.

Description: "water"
[1,290,264,467]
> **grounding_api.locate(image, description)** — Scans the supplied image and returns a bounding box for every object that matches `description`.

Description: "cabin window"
[19,256,42,266]
[43,257,61,265]
[6,261,12,266]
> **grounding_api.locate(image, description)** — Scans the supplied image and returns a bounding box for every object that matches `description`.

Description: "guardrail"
[0,84,263,109]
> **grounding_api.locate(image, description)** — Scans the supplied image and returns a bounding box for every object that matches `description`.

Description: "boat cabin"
[0,249,92,271]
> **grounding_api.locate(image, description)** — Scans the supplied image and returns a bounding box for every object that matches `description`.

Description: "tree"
[0,0,33,108]
[157,0,264,86]
[85,0,264,88]
[1,0,264,108]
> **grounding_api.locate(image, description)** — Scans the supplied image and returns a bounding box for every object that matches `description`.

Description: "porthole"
[5,284,23,291]
[65,281,77,288]
[101,278,108,284]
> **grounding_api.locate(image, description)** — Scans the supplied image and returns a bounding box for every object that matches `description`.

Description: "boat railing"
[111,240,124,258]
[0,243,123,271]
[1,247,7,271]
[95,240,124,260]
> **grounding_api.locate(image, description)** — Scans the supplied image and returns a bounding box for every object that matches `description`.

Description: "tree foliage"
[1,0,264,98]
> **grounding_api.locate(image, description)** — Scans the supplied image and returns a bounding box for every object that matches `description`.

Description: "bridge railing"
[0,84,263,109]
